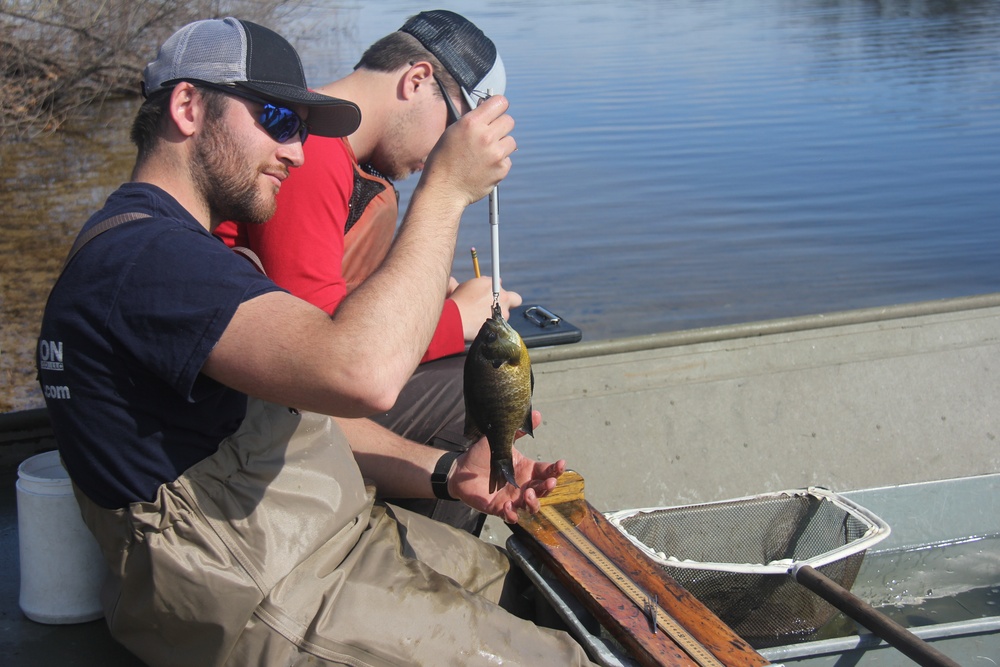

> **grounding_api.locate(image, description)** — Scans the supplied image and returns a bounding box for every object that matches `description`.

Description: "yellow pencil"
[471,247,481,278]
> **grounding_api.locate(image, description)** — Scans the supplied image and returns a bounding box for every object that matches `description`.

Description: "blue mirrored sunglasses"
[197,82,309,145]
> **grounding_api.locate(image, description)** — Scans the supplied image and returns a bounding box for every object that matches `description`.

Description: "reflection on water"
[3,0,1000,412]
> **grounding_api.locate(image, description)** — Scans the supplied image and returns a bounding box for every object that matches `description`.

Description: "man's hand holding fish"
[448,410,566,523]
[340,409,563,524]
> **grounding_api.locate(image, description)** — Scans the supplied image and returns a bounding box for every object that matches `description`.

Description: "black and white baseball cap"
[142,17,361,137]
[399,10,505,110]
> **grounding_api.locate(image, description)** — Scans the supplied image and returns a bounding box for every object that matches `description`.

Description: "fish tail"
[490,458,519,494]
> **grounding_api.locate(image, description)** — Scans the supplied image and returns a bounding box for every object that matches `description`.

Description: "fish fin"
[520,407,534,438]
[501,459,519,489]
[464,414,483,443]
[489,463,502,493]
[490,458,519,494]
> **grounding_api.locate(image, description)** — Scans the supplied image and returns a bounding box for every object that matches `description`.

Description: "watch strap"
[431,450,461,501]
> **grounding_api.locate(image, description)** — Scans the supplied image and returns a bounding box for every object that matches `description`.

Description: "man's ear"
[401,61,434,100]
[168,81,202,138]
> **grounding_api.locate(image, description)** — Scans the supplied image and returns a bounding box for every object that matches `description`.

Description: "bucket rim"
[16,449,71,485]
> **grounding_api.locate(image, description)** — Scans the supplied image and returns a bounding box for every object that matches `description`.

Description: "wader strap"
[232,246,266,274]
[39,211,150,385]
[63,212,151,268]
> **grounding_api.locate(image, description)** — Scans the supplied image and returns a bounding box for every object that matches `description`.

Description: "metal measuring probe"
[489,187,500,303]
[485,88,501,306]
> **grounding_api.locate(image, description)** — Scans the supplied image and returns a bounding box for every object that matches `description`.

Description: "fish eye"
[486,331,497,343]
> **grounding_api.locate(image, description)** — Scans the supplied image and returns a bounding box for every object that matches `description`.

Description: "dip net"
[606,487,891,648]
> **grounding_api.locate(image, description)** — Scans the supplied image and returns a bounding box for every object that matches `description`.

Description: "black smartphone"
[508,304,582,348]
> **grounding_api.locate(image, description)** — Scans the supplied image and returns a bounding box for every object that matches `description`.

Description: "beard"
[192,114,277,225]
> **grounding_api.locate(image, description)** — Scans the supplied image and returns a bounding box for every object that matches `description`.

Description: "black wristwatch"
[431,450,461,501]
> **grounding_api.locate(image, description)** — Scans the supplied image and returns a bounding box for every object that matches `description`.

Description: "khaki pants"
[76,399,597,667]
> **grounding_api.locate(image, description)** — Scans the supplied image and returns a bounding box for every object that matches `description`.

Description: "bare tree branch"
[1,0,296,138]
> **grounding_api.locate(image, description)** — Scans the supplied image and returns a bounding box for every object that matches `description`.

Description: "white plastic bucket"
[16,450,105,624]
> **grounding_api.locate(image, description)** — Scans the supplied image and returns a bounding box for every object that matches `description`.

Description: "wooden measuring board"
[511,471,770,667]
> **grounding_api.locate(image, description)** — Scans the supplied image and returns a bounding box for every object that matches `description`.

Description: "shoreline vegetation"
[0,1,294,413]
[1,0,292,139]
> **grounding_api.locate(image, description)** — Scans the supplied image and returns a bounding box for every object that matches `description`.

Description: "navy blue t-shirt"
[36,183,284,508]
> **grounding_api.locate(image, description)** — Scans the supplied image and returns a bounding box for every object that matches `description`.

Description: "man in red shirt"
[215,11,519,534]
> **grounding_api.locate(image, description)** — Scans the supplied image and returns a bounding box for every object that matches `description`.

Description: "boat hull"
[510,473,1000,666]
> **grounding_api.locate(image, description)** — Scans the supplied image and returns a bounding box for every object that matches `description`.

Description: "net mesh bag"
[606,487,890,648]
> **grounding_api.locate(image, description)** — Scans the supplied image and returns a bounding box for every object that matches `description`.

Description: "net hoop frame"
[606,486,891,576]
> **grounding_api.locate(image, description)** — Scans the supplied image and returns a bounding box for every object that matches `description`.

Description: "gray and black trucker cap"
[143,17,361,137]
[399,10,505,111]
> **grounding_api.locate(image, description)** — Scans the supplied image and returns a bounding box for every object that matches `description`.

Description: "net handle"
[791,564,961,667]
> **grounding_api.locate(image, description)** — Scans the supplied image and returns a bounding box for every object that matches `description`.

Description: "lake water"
[295,0,1000,339]
[2,0,999,411]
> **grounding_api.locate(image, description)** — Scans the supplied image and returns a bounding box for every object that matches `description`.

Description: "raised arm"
[203,96,516,416]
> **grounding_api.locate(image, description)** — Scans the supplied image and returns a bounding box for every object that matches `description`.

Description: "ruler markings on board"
[540,505,725,667]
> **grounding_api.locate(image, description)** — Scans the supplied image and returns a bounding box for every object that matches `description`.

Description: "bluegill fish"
[464,303,534,493]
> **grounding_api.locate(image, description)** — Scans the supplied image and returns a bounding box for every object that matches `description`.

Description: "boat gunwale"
[758,615,1000,661]
[4,292,1000,433]
[529,292,1000,364]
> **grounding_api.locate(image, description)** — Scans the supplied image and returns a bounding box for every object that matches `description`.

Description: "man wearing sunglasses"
[37,16,597,667]
[214,11,517,537]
